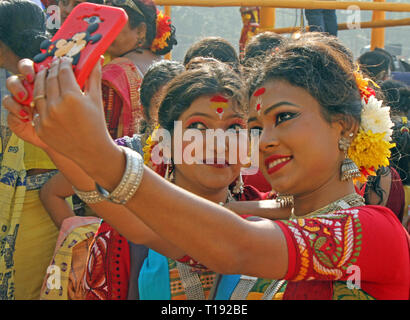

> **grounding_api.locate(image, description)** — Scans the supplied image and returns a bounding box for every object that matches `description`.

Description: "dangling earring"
[339,134,361,181]
[134,38,145,53]
[232,173,244,195]
[164,162,175,183]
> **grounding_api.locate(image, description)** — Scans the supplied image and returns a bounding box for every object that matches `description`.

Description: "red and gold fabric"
[83,221,130,300]
[273,205,410,300]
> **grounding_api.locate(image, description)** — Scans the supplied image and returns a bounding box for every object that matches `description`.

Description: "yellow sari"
[0,133,26,300]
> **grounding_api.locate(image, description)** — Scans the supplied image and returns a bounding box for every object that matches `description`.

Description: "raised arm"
[2,58,185,260]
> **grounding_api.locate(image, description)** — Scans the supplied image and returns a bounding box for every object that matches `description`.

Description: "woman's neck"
[120,49,161,75]
[174,175,230,204]
[292,172,357,216]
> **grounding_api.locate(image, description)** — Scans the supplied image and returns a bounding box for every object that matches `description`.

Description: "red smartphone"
[20,3,128,106]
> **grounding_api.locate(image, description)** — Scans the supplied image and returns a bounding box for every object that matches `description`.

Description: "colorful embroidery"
[84,224,130,300]
[332,281,375,300]
[282,209,363,281]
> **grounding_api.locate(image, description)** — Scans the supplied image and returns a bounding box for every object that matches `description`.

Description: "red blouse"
[275,205,410,300]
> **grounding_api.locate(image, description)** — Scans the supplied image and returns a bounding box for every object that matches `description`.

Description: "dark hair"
[241,31,286,66]
[358,49,392,81]
[0,0,48,59]
[248,34,362,124]
[380,79,410,116]
[183,37,240,74]
[110,0,176,55]
[299,32,355,67]
[389,117,410,185]
[158,58,246,133]
[140,60,185,122]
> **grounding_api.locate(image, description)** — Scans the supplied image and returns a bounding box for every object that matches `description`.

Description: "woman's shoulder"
[102,57,143,81]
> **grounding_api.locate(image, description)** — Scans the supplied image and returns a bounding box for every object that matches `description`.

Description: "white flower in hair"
[360,96,394,142]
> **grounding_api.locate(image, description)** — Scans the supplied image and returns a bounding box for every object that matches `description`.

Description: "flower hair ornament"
[142,124,172,179]
[346,68,396,184]
[150,9,173,53]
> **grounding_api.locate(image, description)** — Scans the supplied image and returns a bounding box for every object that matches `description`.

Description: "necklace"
[289,193,365,219]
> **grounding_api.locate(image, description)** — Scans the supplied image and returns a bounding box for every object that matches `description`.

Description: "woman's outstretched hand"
[5,56,113,167]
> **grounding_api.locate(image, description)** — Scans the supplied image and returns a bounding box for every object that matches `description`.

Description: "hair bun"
[150,9,177,55]
[15,29,48,59]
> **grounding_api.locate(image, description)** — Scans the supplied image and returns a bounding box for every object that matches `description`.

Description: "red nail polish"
[19,110,29,117]
[26,74,34,83]
[21,118,30,123]
[18,91,26,100]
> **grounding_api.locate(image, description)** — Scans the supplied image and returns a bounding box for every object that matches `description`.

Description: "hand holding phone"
[18,3,128,106]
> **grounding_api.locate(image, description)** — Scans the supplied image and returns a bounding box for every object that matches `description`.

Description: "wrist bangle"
[95,146,144,205]
[72,186,105,204]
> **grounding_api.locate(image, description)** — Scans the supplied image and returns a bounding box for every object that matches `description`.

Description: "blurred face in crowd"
[58,0,88,23]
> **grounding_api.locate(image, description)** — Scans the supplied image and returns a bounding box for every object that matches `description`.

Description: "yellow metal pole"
[371,0,385,50]
[164,5,172,60]
[154,0,410,12]
[260,7,275,30]
[268,17,410,34]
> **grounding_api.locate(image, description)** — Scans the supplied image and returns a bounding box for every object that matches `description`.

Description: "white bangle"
[72,186,105,204]
[95,146,144,205]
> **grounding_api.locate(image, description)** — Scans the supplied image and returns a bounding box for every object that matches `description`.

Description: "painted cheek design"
[210,95,229,119]
[253,87,266,115]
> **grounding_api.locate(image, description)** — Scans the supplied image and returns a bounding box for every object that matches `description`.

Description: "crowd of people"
[0,0,409,301]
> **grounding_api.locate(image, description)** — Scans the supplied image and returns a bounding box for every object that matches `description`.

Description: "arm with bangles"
[39,147,187,260]
[76,145,290,278]
[4,58,290,279]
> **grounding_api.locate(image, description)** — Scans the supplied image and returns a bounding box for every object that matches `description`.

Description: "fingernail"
[21,118,30,123]
[19,109,29,117]
[18,91,26,100]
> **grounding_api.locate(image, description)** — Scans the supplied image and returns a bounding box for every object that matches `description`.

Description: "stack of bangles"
[72,146,144,205]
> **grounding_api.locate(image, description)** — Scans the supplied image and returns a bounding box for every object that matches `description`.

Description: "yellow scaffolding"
[156,0,410,50]
[154,0,410,12]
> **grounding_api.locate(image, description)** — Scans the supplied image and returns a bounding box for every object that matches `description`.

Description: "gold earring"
[339,134,361,181]
[232,174,244,195]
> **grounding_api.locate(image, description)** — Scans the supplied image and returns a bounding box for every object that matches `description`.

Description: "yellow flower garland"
[349,69,395,183]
